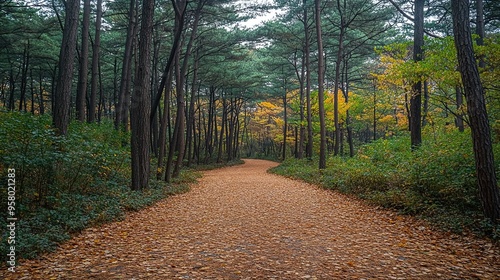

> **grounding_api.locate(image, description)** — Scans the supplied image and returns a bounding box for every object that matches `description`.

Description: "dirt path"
[5,159,500,279]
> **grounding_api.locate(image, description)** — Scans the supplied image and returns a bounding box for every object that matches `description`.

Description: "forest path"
[7,159,500,279]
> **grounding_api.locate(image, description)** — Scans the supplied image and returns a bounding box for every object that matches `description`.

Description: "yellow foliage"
[259,101,279,111]
[379,114,394,124]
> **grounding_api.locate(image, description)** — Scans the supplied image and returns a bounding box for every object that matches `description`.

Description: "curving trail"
[4,159,500,279]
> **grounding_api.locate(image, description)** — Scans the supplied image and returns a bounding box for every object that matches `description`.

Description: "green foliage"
[271,130,499,237]
[0,112,192,261]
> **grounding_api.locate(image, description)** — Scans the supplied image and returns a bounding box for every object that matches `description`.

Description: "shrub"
[0,112,193,261]
[270,129,500,237]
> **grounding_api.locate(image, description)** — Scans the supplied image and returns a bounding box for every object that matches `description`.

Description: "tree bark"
[410,0,424,149]
[150,0,187,123]
[315,0,327,169]
[303,0,313,159]
[476,0,485,68]
[452,0,500,222]
[76,0,90,122]
[173,0,201,177]
[455,86,465,132]
[88,0,102,123]
[38,68,45,114]
[53,0,80,135]
[130,0,154,190]
[19,42,30,112]
[282,78,288,161]
[115,0,137,131]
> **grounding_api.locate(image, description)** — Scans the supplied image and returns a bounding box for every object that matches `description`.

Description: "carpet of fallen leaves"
[3,159,500,279]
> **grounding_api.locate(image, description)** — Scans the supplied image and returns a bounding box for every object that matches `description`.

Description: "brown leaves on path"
[4,159,500,279]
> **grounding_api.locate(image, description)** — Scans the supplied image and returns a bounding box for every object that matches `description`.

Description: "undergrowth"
[0,111,229,261]
[271,129,500,240]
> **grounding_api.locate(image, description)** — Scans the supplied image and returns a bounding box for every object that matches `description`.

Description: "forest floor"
[4,159,500,279]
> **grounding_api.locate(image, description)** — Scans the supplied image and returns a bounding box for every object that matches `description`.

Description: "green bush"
[271,129,500,237]
[0,112,192,261]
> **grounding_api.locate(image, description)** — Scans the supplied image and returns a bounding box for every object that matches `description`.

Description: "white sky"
[236,0,282,29]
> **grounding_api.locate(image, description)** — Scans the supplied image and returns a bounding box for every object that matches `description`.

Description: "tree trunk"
[304,0,313,159]
[173,0,201,177]
[455,86,465,132]
[150,0,187,123]
[130,0,154,190]
[172,53,186,179]
[298,51,305,159]
[332,0,345,156]
[187,57,199,167]
[422,81,429,126]
[53,0,80,135]
[150,30,161,158]
[217,97,227,163]
[97,59,105,122]
[88,0,102,123]
[164,54,181,183]
[476,0,485,68]
[157,68,174,179]
[115,0,137,131]
[19,42,30,112]
[373,82,377,141]
[205,87,216,162]
[30,69,34,114]
[343,59,354,157]
[410,0,424,149]
[452,0,500,222]
[315,0,327,170]
[38,68,45,114]
[282,79,288,161]
[76,0,90,122]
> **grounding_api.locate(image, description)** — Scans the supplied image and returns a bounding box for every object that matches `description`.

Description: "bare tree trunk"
[88,0,102,123]
[172,54,186,178]
[422,81,429,126]
[217,97,227,163]
[373,82,377,140]
[205,86,216,162]
[157,69,174,179]
[38,68,45,114]
[298,51,305,159]
[130,0,154,190]
[19,42,30,112]
[30,69,34,114]
[476,0,485,68]
[173,0,201,177]
[343,59,354,157]
[455,86,465,132]
[115,0,137,131]
[165,54,181,183]
[410,0,424,149]
[452,0,500,222]
[303,0,313,159]
[187,58,199,167]
[76,0,90,122]
[315,0,326,169]
[150,0,187,123]
[53,0,80,135]
[282,76,288,160]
